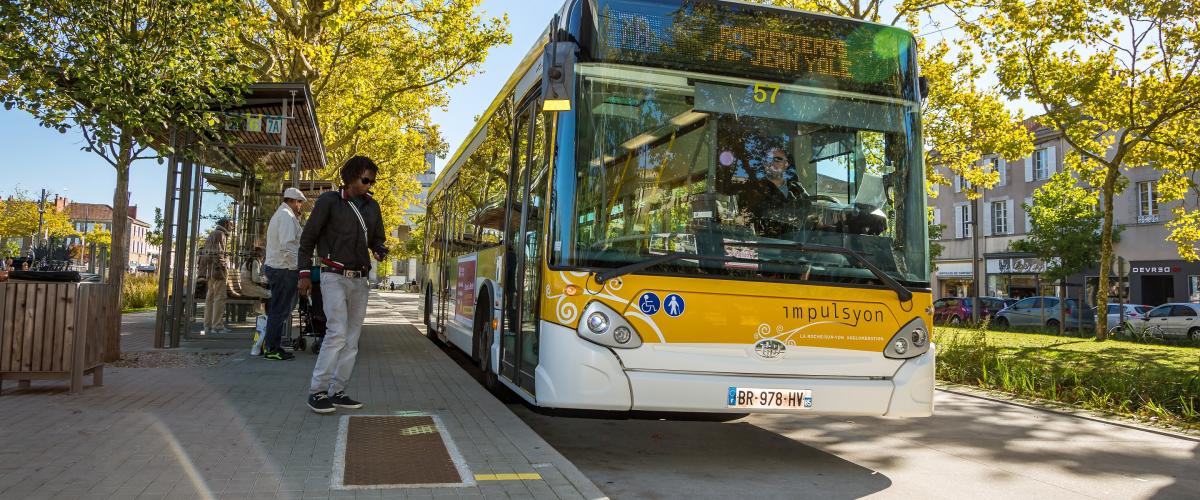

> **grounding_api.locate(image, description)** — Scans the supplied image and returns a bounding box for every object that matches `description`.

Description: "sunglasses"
[360,177,375,185]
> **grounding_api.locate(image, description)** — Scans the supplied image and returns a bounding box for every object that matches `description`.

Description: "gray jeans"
[309,272,369,395]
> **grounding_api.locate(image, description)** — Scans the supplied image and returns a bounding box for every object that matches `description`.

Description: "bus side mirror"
[541,41,577,112]
[918,76,930,99]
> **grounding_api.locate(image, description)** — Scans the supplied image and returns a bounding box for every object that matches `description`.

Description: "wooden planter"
[0,281,112,393]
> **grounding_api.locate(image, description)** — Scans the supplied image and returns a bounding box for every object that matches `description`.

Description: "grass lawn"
[936,327,1200,370]
[934,326,1200,429]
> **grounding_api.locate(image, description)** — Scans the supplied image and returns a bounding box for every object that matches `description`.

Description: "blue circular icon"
[663,294,685,317]
[638,293,660,315]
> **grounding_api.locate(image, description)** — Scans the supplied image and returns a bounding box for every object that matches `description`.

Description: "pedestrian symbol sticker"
[664,294,685,317]
[638,293,660,315]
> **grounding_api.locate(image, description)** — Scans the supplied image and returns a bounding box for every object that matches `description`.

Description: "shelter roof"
[177,82,326,175]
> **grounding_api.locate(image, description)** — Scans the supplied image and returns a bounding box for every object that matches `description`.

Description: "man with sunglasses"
[299,156,388,414]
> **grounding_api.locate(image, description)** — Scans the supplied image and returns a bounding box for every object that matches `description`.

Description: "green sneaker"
[263,350,295,361]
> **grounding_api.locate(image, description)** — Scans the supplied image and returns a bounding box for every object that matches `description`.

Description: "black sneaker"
[264,350,295,361]
[307,392,335,414]
[330,391,363,409]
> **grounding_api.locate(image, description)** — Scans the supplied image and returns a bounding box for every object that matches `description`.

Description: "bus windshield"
[551,64,928,287]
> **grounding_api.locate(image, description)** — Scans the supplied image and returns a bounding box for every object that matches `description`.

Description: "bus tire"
[472,291,491,365]
[480,320,516,402]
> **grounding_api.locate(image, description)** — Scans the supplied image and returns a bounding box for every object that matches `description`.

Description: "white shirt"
[265,203,302,270]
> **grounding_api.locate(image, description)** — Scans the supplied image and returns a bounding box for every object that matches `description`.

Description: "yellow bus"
[422,0,933,416]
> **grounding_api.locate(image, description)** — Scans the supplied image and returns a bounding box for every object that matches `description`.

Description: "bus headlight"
[576,301,643,349]
[885,317,931,359]
[613,326,632,344]
[911,328,928,347]
[586,312,609,334]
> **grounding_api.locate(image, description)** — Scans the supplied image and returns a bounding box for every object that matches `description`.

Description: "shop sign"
[986,257,1049,274]
[935,262,973,278]
[1131,265,1179,274]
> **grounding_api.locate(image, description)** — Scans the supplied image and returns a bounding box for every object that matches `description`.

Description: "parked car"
[933,296,1014,324]
[992,296,1096,330]
[1099,303,1153,330]
[1134,303,1200,340]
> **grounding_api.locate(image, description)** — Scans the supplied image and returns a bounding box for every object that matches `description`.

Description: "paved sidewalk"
[0,293,606,500]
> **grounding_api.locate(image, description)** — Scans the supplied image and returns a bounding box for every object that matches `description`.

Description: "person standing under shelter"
[263,187,306,361]
[299,156,388,413]
[200,218,233,335]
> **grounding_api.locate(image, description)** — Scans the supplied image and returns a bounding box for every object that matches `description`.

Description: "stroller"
[296,279,327,354]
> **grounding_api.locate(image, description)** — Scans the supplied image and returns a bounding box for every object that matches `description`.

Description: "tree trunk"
[105,132,134,362]
[1095,164,1119,341]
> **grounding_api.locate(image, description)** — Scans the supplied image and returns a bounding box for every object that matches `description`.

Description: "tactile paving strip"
[335,415,471,488]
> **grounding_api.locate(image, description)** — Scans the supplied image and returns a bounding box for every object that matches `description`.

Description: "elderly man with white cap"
[262,186,307,360]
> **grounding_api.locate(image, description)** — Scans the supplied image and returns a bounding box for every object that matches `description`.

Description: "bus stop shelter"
[153,83,329,348]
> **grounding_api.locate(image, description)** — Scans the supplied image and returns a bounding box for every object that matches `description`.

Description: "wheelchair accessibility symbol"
[638,293,660,315]
[663,294,685,317]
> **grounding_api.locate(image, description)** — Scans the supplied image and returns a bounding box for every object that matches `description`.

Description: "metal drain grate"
[333,415,473,489]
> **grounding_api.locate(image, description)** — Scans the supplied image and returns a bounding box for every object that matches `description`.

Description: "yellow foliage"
[0,191,77,241]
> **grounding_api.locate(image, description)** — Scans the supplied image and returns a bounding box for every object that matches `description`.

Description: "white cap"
[283,187,306,202]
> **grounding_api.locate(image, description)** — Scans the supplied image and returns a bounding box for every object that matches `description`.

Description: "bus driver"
[741,147,813,235]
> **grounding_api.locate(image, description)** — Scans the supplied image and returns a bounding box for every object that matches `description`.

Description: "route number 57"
[753,83,781,104]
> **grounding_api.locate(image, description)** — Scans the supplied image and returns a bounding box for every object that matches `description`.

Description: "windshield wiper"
[731,242,913,303]
[594,252,705,285]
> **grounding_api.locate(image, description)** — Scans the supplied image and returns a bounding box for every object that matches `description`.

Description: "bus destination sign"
[593,0,915,99]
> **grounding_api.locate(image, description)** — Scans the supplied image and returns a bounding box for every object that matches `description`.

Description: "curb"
[936,383,1200,442]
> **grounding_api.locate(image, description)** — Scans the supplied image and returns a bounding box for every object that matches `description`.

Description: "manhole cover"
[332,415,473,489]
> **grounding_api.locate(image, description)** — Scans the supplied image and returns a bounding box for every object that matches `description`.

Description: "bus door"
[501,100,548,394]
[435,181,454,333]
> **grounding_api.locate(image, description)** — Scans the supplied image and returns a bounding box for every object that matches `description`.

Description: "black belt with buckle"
[322,267,366,278]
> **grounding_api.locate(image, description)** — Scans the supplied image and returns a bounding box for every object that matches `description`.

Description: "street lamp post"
[34,188,48,263]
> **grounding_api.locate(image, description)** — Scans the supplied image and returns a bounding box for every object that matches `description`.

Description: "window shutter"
[932,182,940,196]
[933,207,942,226]
[1024,156,1034,182]
[1004,199,1014,234]
[998,158,1007,187]
[954,174,961,193]
[1047,146,1058,174]
[982,201,992,236]
[954,204,963,239]
[1024,196,1033,231]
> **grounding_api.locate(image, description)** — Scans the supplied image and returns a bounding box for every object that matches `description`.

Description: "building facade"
[61,199,157,271]
[930,121,1195,307]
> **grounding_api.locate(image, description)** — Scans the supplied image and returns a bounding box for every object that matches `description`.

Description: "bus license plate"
[727,387,812,410]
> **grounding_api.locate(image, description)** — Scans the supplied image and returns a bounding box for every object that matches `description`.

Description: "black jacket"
[298,188,387,277]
